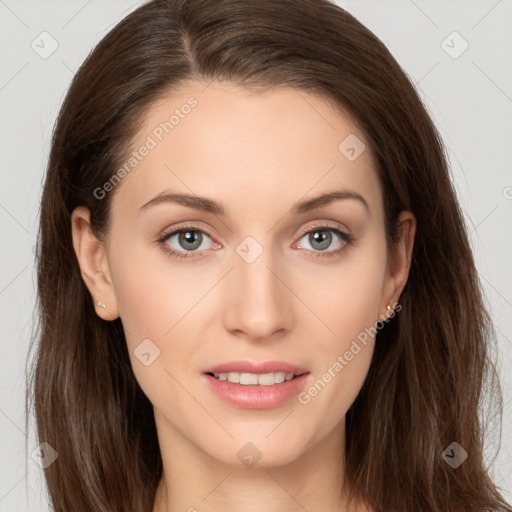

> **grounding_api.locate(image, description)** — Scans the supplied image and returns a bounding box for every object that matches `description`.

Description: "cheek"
[107,236,212,393]
[309,239,387,351]
[298,238,386,414]
[107,241,192,412]
[108,237,195,343]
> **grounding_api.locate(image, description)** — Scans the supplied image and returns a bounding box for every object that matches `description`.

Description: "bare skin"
[71,80,415,512]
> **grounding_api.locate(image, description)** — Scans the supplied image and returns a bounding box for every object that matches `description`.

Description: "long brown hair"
[26,0,511,511]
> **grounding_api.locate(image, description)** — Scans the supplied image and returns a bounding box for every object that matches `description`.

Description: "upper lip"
[203,360,309,375]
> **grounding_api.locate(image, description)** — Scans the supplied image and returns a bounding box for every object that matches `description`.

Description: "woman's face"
[73,80,414,468]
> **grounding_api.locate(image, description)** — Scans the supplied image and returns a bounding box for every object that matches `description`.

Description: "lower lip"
[202,373,310,409]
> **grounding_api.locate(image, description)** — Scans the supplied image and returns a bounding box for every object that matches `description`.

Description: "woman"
[27,0,512,511]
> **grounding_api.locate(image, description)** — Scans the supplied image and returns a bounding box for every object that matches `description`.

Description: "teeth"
[227,371,240,383]
[258,373,280,385]
[239,372,258,385]
[211,371,299,385]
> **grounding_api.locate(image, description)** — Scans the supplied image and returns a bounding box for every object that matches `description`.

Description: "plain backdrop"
[0,1,511,510]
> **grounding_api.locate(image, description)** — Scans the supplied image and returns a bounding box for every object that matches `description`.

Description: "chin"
[198,430,312,470]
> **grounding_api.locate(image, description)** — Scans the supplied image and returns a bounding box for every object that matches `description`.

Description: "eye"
[157,221,354,261]
[157,223,220,260]
[293,222,354,258]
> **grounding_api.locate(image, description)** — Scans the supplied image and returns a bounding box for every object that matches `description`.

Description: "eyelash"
[156,221,355,261]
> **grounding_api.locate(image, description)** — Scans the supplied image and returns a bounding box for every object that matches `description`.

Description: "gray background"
[0,0,511,510]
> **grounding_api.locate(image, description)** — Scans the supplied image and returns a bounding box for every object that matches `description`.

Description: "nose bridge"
[223,235,292,339]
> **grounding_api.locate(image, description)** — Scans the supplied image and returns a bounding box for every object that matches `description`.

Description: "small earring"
[96,301,106,309]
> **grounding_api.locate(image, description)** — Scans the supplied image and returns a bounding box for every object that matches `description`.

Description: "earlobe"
[71,206,119,321]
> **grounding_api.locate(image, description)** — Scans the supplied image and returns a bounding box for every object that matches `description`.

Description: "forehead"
[110,80,382,224]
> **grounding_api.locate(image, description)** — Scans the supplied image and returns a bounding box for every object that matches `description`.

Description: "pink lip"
[201,360,310,410]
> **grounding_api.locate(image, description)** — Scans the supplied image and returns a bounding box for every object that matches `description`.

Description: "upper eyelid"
[158,222,214,242]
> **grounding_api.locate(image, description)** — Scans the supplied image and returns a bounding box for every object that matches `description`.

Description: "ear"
[379,210,416,319]
[71,206,119,321]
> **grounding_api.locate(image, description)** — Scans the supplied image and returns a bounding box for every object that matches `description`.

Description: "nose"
[222,247,293,342]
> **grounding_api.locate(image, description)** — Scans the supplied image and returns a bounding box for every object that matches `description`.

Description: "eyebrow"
[138,189,369,216]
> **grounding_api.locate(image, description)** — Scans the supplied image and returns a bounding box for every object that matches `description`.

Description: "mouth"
[205,371,307,386]
[201,360,310,409]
